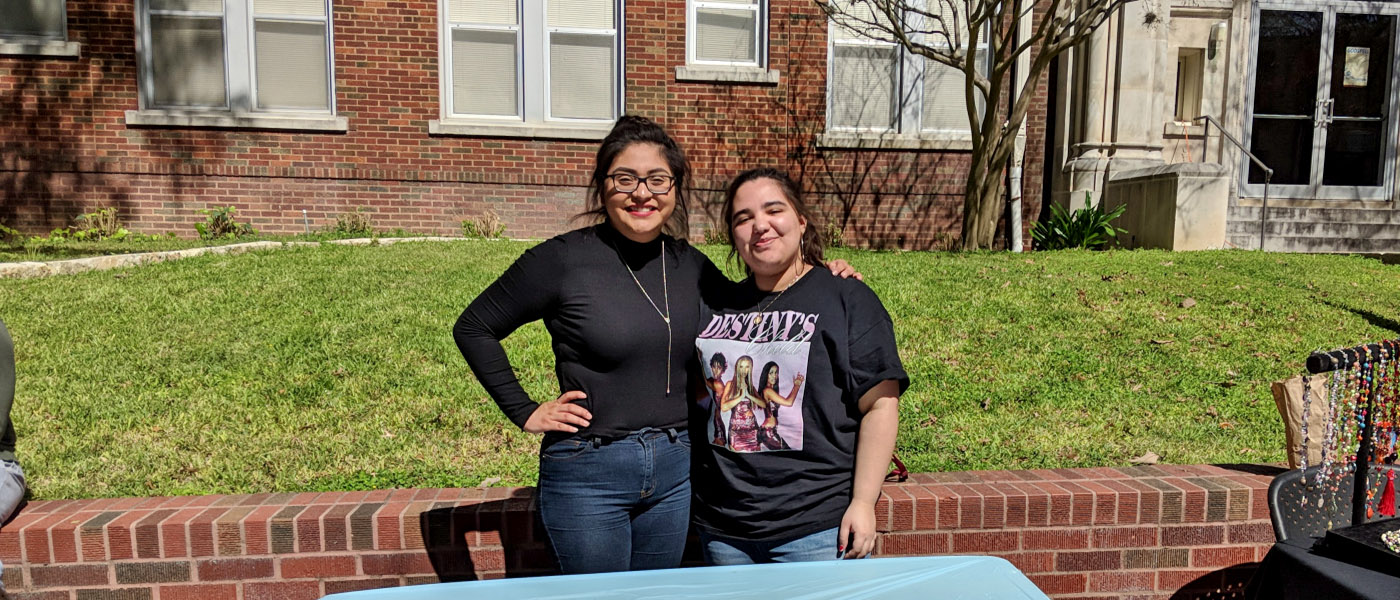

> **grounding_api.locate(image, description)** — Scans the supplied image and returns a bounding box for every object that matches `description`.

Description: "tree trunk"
[959,150,1009,250]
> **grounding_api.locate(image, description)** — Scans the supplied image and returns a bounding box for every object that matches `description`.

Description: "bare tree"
[817,0,1140,250]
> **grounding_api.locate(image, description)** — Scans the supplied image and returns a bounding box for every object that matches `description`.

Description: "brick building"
[0,0,1048,250]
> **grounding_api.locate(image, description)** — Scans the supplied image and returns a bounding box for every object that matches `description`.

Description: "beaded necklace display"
[612,238,672,396]
[1298,340,1400,517]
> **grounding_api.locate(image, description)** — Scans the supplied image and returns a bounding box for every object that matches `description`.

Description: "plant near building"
[460,210,505,239]
[333,207,375,236]
[0,223,23,243]
[47,208,132,241]
[824,218,846,249]
[195,206,256,240]
[818,0,1142,250]
[1030,197,1126,250]
[701,224,728,246]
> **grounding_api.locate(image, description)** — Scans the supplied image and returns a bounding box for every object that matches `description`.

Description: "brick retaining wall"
[1,464,1281,600]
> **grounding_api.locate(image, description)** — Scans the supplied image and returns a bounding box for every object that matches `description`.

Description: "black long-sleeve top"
[453,223,723,440]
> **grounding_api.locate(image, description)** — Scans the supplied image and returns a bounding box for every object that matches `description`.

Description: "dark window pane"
[1322,120,1384,186]
[1254,10,1322,117]
[1330,14,1393,118]
[1249,118,1314,185]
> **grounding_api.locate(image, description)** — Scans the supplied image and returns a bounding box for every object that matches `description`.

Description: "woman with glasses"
[692,168,905,564]
[453,117,852,574]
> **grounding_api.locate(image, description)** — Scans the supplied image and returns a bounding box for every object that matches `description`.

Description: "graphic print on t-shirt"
[696,310,815,453]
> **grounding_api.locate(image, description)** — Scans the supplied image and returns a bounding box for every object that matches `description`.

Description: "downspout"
[1007,4,1031,251]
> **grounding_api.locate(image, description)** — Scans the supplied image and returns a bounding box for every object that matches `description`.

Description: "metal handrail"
[1192,115,1273,251]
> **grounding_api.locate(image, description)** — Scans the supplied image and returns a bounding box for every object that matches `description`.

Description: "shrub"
[334,207,374,236]
[824,218,846,249]
[701,224,727,245]
[0,223,23,242]
[47,208,131,241]
[461,210,505,239]
[195,206,256,240]
[1031,194,1126,250]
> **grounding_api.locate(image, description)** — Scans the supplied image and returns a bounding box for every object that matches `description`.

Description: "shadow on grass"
[1322,301,1400,337]
[1212,463,1288,477]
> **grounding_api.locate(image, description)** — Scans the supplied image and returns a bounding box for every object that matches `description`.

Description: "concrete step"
[1225,220,1400,239]
[1226,233,1400,253]
[1228,205,1400,225]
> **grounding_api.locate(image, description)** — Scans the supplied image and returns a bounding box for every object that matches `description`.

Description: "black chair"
[1268,463,1398,543]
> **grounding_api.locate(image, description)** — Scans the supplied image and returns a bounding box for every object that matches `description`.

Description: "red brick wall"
[1,465,1278,599]
[0,0,1049,250]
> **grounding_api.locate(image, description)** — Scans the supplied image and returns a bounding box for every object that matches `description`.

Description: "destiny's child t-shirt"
[691,267,909,541]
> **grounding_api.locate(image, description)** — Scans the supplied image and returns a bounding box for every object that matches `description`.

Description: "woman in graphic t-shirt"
[692,167,908,564]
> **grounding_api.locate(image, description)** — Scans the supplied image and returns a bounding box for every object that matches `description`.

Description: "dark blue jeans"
[536,428,691,574]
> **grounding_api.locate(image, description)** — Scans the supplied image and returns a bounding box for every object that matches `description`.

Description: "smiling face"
[603,142,676,243]
[729,177,807,288]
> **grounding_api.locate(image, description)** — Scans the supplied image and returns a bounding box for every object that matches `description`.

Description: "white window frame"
[127,0,347,131]
[432,0,623,140]
[822,2,987,148]
[686,0,763,68]
[0,0,81,57]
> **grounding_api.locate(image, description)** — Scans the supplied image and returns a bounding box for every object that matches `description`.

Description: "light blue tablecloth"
[322,556,1050,600]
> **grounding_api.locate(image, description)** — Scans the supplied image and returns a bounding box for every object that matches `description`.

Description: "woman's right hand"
[524,391,593,434]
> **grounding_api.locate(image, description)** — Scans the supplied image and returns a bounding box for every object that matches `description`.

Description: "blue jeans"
[700,526,841,565]
[536,428,691,574]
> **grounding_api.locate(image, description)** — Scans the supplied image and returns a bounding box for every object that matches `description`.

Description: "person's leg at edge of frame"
[0,460,23,600]
[536,437,636,574]
[627,428,691,571]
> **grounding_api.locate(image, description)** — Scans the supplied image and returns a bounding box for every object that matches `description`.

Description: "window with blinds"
[825,0,982,135]
[0,0,66,40]
[446,0,520,117]
[148,0,228,108]
[688,0,761,67]
[546,0,615,120]
[139,0,335,114]
[439,0,619,124]
[253,0,331,110]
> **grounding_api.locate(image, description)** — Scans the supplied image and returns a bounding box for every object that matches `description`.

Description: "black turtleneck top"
[453,223,724,440]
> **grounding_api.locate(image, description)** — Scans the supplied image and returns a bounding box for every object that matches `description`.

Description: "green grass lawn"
[1,241,1396,500]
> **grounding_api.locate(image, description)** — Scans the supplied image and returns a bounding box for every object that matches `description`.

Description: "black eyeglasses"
[606,173,676,194]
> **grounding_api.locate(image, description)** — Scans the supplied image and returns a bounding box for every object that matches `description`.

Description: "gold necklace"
[751,263,808,325]
[616,239,672,395]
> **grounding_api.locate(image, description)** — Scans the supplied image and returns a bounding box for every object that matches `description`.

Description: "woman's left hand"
[824,259,863,281]
[838,500,877,559]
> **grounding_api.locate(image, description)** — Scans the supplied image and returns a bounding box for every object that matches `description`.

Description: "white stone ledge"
[124,110,349,132]
[0,40,81,57]
[816,132,973,151]
[0,237,486,279]
[428,119,611,140]
[1163,122,1207,137]
[674,66,781,85]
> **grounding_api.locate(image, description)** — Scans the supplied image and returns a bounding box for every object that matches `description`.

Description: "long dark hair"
[574,115,690,238]
[722,167,825,275]
[759,361,780,393]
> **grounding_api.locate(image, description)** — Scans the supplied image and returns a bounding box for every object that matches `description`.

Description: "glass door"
[1244,2,1399,200]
